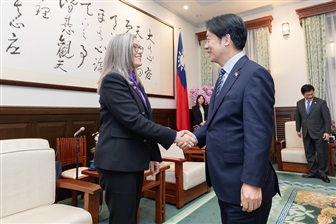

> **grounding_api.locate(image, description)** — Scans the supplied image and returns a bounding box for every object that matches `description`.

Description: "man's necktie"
[306,101,311,113]
[216,68,228,98]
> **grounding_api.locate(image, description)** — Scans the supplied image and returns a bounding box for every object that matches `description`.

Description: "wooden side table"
[329,142,336,176]
[82,163,170,224]
[183,145,206,162]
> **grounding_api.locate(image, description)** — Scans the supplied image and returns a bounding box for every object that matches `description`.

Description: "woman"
[191,94,208,130]
[94,33,194,224]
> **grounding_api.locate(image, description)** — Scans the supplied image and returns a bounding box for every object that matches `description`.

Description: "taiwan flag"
[176,31,190,131]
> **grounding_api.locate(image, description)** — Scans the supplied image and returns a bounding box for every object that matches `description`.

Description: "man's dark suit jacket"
[194,55,280,205]
[295,97,331,138]
[94,70,176,172]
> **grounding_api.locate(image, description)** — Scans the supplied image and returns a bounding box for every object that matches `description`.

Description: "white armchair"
[144,144,210,209]
[0,138,102,224]
[276,121,309,172]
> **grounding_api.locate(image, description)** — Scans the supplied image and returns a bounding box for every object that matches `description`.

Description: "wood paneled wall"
[0,106,176,163]
[275,106,296,140]
[0,106,295,161]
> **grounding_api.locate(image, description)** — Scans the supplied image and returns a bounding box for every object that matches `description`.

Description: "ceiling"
[154,0,305,28]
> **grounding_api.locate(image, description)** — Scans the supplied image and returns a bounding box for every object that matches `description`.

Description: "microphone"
[74,127,85,137]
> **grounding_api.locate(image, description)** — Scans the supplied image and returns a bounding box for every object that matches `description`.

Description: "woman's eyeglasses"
[133,44,144,53]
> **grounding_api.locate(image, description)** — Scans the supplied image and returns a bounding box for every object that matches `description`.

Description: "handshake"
[174,130,197,150]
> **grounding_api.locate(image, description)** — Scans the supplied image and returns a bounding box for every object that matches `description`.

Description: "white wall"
[197,0,329,107]
[1,0,329,108]
[242,0,330,107]
[0,0,200,109]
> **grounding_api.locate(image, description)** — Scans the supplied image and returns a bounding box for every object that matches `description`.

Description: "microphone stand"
[75,135,80,180]
[74,135,80,206]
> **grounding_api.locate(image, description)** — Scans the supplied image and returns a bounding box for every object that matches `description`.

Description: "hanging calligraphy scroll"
[2,0,174,98]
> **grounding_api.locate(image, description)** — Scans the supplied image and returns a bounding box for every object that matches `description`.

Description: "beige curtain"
[302,14,327,99]
[244,27,270,71]
[254,27,270,71]
[325,12,336,121]
[200,40,213,86]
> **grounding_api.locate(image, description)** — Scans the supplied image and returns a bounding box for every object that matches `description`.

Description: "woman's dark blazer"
[94,70,176,172]
[192,105,208,126]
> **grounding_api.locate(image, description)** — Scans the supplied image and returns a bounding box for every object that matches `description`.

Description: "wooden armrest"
[183,149,205,154]
[162,157,186,163]
[56,179,103,224]
[275,139,286,150]
[56,179,102,195]
[275,139,286,171]
[275,139,285,144]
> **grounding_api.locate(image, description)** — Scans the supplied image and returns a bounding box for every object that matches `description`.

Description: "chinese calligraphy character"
[97,27,103,41]
[61,15,74,35]
[80,2,93,16]
[78,45,87,68]
[81,18,89,39]
[54,60,67,72]
[144,67,152,80]
[147,55,154,62]
[94,45,104,54]
[59,0,77,13]
[110,15,117,30]
[56,34,74,59]
[35,5,50,19]
[93,57,103,72]
[98,9,105,23]
[9,0,25,29]
[135,26,143,39]
[125,20,133,32]
[147,29,155,44]
[6,33,20,54]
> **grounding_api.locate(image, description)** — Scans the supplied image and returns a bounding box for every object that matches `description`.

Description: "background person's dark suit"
[194,56,280,223]
[295,97,331,176]
[191,105,208,126]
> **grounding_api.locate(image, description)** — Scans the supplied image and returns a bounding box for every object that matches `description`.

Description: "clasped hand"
[175,130,197,149]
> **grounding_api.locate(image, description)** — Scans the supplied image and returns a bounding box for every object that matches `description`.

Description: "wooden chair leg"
[84,192,100,224]
[71,190,78,206]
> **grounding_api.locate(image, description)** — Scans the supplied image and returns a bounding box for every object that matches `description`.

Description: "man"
[185,14,280,224]
[296,84,331,183]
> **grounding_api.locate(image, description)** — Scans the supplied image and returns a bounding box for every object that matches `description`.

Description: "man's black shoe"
[320,176,330,183]
[302,173,318,178]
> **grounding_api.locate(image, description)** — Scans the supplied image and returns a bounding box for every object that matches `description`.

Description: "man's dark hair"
[205,13,247,50]
[301,84,315,94]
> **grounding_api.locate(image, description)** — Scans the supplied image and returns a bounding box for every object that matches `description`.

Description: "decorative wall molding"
[195,15,273,45]
[296,1,336,25]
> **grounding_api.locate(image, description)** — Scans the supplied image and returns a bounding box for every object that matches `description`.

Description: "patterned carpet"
[58,170,336,224]
[268,180,336,224]
[168,171,336,224]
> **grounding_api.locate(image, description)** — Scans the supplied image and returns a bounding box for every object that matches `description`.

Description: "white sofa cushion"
[155,144,206,190]
[1,139,55,218]
[1,204,92,223]
[281,147,307,163]
[0,138,92,224]
[281,121,306,164]
[165,162,206,190]
[158,144,185,159]
[285,121,304,148]
[62,167,89,179]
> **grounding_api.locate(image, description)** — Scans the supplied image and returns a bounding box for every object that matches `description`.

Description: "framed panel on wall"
[2,0,174,98]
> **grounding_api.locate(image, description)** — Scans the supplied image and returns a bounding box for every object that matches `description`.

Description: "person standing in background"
[192,94,209,130]
[94,33,196,224]
[182,13,280,224]
[296,84,331,183]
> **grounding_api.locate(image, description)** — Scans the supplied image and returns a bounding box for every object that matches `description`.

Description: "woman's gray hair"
[97,33,139,94]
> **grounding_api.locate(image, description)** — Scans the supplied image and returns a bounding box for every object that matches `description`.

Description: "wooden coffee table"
[82,163,170,224]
